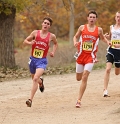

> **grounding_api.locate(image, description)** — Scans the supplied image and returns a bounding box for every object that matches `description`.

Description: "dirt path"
[0,69,120,124]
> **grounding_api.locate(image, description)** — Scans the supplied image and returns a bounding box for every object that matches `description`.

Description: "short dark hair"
[116,11,120,15]
[87,10,98,18]
[43,17,53,26]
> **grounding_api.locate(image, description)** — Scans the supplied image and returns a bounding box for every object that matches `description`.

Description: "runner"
[103,11,120,97]
[73,10,110,108]
[23,17,58,107]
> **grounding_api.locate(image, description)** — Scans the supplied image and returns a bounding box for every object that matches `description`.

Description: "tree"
[0,1,16,68]
[69,1,74,46]
[0,0,31,68]
[12,0,120,50]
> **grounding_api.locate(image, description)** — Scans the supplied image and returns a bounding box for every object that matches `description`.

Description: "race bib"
[111,40,120,48]
[33,49,44,58]
[82,42,93,51]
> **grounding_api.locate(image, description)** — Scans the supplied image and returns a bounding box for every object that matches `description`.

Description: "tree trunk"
[0,7,16,68]
[69,2,74,46]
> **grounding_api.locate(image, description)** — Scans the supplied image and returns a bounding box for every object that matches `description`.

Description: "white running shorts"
[76,63,94,73]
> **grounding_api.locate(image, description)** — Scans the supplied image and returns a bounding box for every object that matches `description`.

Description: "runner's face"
[87,13,97,25]
[115,12,120,24]
[42,19,50,30]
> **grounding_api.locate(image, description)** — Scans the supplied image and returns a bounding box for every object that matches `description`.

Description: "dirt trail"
[0,69,120,124]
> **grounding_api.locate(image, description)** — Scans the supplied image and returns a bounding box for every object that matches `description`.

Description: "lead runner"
[73,10,110,108]
[23,17,58,107]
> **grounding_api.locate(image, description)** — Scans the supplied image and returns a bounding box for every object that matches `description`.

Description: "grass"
[93,62,106,70]
[15,38,108,74]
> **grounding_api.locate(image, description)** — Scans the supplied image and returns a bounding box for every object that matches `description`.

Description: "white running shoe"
[103,90,108,97]
[76,100,81,108]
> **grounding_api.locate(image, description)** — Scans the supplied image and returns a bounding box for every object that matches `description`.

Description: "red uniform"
[77,24,99,64]
[31,30,51,58]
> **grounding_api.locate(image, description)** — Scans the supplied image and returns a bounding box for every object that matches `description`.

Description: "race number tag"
[82,42,93,51]
[111,40,120,48]
[33,49,44,58]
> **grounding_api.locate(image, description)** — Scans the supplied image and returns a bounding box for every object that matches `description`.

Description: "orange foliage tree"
[14,0,120,46]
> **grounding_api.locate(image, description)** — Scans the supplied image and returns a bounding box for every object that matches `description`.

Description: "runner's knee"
[76,73,82,81]
[115,71,120,75]
[115,67,120,75]
[76,77,82,81]
[33,76,39,83]
[106,68,111,74]
[82,73,88,82]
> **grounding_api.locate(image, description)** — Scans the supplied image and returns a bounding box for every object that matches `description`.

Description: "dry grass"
[0,41,108,82]
[15,40,108,69]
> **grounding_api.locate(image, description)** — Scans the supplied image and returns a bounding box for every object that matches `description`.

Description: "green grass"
[57,38,70,47]
[93,63,106,70]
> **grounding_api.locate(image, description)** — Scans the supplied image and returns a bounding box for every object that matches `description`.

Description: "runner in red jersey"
[23,17,58,107]
[73,10,110,108]
[76,24,99,64]
[31,30,51,58]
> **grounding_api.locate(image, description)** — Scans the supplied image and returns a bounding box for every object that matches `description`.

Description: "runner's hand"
[104,33,110,39]
[108,42,112,46]
[30,40,36,45]
[50,52,54,57]
[74,42,79,47]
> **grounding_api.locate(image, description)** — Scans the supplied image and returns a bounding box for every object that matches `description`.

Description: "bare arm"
[73,25,84,47]
[49,33,58,57]
[107,26,120,48]
[104,26,111,40]
[23,30,37,46]
[98,27,110,45]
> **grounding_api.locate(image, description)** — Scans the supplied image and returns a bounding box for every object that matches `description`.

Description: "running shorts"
[76,52,94,65]
[76,63,94,73]
[28,56,48,74]
[107,48,120,68]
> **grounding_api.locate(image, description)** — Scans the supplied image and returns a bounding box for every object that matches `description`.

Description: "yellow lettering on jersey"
[33,49,44,58]
[82,42,93,51]
[111,40,120,48]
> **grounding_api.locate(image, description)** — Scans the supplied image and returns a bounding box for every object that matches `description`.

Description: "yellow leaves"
[0,1,14,15]
[62,0,71,11]
[0,0,34,14]
[14,0,120,39]
[16,14,27,23]
[83,0,109,3]
[19,15,27,20]
[4,8,12,15]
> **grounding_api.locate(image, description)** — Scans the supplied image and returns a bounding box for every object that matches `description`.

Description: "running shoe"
[76,99,81,108]
[39,77,44,92]
[103,89,109,97]
[26,99,32,107]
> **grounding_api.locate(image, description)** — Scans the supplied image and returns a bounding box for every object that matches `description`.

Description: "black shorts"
[106,48,120,68]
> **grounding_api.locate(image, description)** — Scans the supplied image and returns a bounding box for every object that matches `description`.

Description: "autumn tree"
[15,0,70,38]
[0,0,32,68]
[13,0,120,49]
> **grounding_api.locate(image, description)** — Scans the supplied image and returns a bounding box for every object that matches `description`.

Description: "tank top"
[78,24,99,53]
[76,24,99,62]
[31,30,51,58]
[111,25,120,49]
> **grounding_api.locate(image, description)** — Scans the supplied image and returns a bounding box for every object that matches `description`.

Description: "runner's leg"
[115,67,120,75]
[78,70,90,101]
[77,63,93,101]
[103,62,112,90]
[30,68,44,100]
